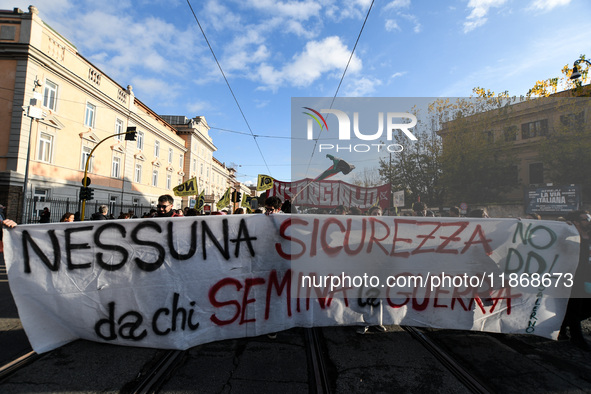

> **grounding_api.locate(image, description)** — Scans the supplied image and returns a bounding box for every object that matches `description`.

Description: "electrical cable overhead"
[185,0,272,176]
[304,0,375,178]
[209,127,308,140]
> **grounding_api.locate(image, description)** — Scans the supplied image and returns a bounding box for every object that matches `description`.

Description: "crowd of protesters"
[2,196,591,348]
[1,191,556,222]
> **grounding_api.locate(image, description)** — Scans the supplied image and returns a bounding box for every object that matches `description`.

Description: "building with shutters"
[0,6,241,222]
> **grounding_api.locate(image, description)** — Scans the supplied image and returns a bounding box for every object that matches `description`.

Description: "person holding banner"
[357,205,387,335]
[264,195,284,340]
[281,200,293,214]
[0,213,17,265]
[60,212,75,222]
[335,205,349,215]
[559,210,591,350]
[39,207,51,223]
[264,196,283,216]
[156,194,180,218]
[91,205,109,220]
[367,206,382,216]
[412,201,427,217]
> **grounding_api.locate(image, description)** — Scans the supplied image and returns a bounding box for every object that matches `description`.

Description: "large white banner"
[3,215,580,353]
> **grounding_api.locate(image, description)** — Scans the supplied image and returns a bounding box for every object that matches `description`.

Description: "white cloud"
[528,0,571,11]
[255,99,270,108]
[390,71,406,80]
[130,77,179,100]
[385,19,401,32]
[344,76,382,96]
[399,13,422,33]
[204,0,242,31]
[244,0,321,20]
[36,6,202,84]
[224,45,271,72]
[257,36,362,90]
[186,100,213,115]
[325,0,371,21]
[257,64,285,89]
[384,0,411,11]
[463,0,508,33]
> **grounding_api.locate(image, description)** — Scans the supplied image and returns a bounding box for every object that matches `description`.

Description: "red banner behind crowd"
[268,179,391,211]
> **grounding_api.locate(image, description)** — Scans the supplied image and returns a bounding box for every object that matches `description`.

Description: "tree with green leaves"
[526,54,589,97]
[378,107,444,209]
[537,97,591,201]
[351,165,382,188]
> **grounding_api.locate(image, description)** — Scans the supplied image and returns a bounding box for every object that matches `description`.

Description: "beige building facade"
[438,93,590,217]
[0,6,242,221]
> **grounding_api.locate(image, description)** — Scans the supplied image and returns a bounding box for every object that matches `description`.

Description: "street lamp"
[569,58,591,80]
[21,97,46,224]
[79,127,137,221]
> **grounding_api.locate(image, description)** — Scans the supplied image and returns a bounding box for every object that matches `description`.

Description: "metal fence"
[22,197,155,224]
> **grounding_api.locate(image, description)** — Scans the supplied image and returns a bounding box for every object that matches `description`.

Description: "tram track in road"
[409,326,591,393]
[305,328,332,394]
[0,327,335,392]
[123,349,188,393]
[0,350,41,383]
[156,327,335,393]
[5,324,591,392]
[402,326,492,394]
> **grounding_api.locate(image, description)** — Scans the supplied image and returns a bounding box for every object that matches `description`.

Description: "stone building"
[438,91,590,217]
[0,6,240,221]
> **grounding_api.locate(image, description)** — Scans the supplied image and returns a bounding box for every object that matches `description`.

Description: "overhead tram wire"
[304,0,375,178]
[185,0,272,177]
[209,126,308,140]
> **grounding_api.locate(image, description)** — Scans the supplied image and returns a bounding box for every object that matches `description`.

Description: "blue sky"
[4,0,591,185]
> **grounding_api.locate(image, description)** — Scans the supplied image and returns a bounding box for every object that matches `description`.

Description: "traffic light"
[79,187,95,200]
[79,186,88,200]
[125,126,137,141]
[236,191,242,202]
[231,191,238,203]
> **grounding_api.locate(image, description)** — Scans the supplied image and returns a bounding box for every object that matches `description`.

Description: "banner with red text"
[3,215,580,353]
[269,179,391,211]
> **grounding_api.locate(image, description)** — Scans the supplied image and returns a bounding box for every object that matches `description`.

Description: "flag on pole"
[241,194,252,213]
[216,187,232,210]
[173,177,198,196]
[314,154,355,182]
[257,174,274,191]
[196,189,205,212]
[370,196,381,208]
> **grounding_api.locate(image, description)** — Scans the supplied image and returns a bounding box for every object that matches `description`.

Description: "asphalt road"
[0,257,33,365]
[4,254,591,393]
